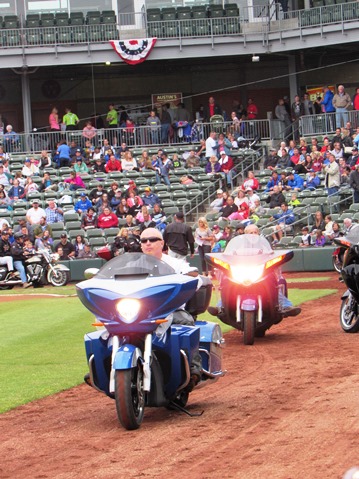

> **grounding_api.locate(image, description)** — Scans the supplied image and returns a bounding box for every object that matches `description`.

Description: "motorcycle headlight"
[230,264,264,286]
[116,299,141,324]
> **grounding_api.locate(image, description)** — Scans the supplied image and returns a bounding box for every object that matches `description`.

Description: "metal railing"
[0,2,357,50]
[300,111,359,137]
[0,121,271,154]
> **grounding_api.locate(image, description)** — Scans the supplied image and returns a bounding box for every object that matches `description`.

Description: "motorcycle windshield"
[344,227,359,245]
[95,253,175,279]
[224,234,274,257]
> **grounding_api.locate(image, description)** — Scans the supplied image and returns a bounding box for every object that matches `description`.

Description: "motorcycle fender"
[53,264,70,272]
[241,298,258,311]
[341,289,350,301]
[113,344,142,370]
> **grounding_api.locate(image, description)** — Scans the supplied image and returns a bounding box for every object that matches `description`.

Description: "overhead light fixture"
[252,55,260,62]
[105,61,111,66]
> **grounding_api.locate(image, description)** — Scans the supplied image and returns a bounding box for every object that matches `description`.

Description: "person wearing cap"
[285,171,304,192]
[10,232,31,288]
[141,187,161,208]
[210,189,224,212]
[264,148,279,170]
[163,212,195,260]
[89,182,106,205]
[348,146,359,169]
[54,233,75,259]
[74,193,92,214]
[26,200,46,226]
[21,157,39,177]
[92,155,106,173]
[73,157,89,174]
[0,228,15,276]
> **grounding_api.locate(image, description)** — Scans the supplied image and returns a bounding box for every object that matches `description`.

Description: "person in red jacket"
[242,170,259,191]
[218,151,234,189]
[97,207,119,229]
[105,155,122,173]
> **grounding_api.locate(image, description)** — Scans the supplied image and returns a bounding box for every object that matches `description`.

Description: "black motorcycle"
[334,228,359,333]
[0,249,70,289]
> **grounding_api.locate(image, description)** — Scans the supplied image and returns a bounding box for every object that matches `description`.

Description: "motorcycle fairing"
[113,344,142,370]
[77,275,198,335]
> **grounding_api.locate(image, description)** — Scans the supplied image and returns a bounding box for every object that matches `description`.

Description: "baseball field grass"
[0,285,337,413]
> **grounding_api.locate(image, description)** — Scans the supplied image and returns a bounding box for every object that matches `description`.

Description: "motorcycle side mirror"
[84,268,99,280]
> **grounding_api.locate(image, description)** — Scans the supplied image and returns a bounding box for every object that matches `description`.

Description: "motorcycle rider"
[10,232,31,288]
[208,224,301,318]
[140,227,202,391]
[0,229,16,277]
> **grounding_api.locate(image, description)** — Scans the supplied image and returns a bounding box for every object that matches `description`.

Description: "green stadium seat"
[147,8,161,22]
[87,11,101,25]
[70,12,84,25]
[26,14,40,27]
[177,7,192,20]
[41,13,55,27]
[55,12,69,26]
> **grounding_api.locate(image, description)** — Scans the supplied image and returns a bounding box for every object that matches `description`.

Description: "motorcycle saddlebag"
[185,275,213,316]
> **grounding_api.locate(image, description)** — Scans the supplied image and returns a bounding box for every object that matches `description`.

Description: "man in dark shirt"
[264,148,280,170]
[0,229,14,274]
[163,212,195,260]
[54,233,75,259]
[219,196,238,219]
[266,185,286,208]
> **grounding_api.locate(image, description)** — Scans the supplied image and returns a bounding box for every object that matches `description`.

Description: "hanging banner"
[306,85,336,102]
[152,93,183,110]
[110,38,157,65]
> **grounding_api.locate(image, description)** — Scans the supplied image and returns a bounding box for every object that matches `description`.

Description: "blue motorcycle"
[76,253,225,430]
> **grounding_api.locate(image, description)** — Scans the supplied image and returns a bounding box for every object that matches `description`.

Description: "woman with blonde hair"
[111,227,129,256]
[195,216,214,277]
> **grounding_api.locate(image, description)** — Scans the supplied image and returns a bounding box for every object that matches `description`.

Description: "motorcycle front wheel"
[340,294,359,333]
[243,311,256,345]
[332,253,344,274]
[115,363,145,430]
[48,269,68,287]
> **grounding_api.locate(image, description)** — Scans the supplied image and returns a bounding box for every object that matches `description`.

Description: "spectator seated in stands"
[205,155,222,181]
[45,199,64,224]
[121,151,138,172]
[240,171,259,191]
[96,192,112,214]
[110,189,122,209]
[266,184,285,208]
[246,187,260,210]
[39,172,58,192]
[264,148,279,170]
[0,189,11,211]
[24,177,39,197]
[64,171,86,191]
[73,158,89,174]
[288,192,301,207]
[115,198,130,219]
[89,183,106,205]
[152,203,167,233]
[314,229,326,247]
[81,207,97,230]
[7,179,25,203]
[270,202,295,244]
[304,171,321,190]
[73,234,87,258]
[330,142,344,161]
[97,206,119,229]
[77,243,96,259]
[75,193,92,214]
[283,171,304,192]
[128,194,143,217]
[22,158,40,177]
[137,207,156,232]
[265,171,280,192]
[250,198,267,217]
[218,151,234,189]
[105,155,122,173]
[38,150,52,169]
[123,180,138,199]
[142,187,161,208]
[184,149,200,168]
[54,232,75,259]
[33,216,53,240]
[299,226,312,247]
[209,188,224,213]
[218,196,238,221]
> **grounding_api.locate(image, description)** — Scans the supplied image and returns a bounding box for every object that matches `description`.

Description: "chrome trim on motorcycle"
[258,295,263,323]
[176,349,190,393]
[143,333,152,392]
[109,335,120,394]
[88,354,103,394]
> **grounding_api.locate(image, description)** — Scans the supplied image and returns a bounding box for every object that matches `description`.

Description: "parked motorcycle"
[334,228,359,333]
[0,249,70,289]
[206,234,294,345]
[76,253,225,430]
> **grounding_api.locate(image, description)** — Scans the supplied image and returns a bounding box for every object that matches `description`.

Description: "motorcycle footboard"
[84,331,112,395]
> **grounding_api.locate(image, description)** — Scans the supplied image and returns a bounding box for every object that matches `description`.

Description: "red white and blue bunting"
[110,38,157,65]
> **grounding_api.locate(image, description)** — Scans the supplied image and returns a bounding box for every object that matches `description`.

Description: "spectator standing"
[56,140,71,168]
[163,211,195,260]
[332,85,351,128]
[205,131,218,160]
[203,96,222,122]
[63,107,79,131]
[195,217,214,277]
[302,93,314,115]
[352,87,359,111]
[160,104,172,143]
[275,98,292,136]
[146,110,161,144]
[324,153,340,196]
[106,103,118,128]
[49,107,61,147]
[82,121,97,143]
[349,163,359,203]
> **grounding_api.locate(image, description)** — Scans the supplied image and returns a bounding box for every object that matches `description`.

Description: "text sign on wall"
[306,85,336,102]
[152,93,183,110]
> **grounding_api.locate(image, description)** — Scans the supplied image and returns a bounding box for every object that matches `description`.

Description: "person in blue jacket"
[286,171,304,191]
[305,171,321,190]
[265,171,280,192]
[321,86,335,113]
[270,202,295,244]
[74,193,92,214]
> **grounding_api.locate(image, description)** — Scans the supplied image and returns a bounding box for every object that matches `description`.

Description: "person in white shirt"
[205,131,218,159]
[26,200,46,225]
